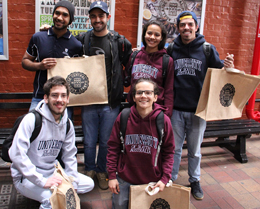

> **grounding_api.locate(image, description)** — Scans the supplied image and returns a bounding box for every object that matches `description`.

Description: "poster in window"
[0,0,8,60]
[137,0,206,48]
[0,2,3,56]
[35,0,115,36]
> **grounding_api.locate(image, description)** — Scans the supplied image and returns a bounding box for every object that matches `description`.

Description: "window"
[137,0,206,48]
[35,0,115,36]
[0,0,8,60]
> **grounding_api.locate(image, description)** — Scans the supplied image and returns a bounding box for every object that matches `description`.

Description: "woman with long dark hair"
[124,20,174,118]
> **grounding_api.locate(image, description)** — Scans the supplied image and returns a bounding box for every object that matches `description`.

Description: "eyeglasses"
[136,90,154,96]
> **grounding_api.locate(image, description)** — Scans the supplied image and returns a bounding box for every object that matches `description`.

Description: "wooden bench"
[201,119,260,163]
[0,92,32,109]
[0,92,85,152]
[74,119,260,164]
[1,92,260,164]
[0,92,33,146]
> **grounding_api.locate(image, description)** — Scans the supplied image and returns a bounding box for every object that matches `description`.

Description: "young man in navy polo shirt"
[22,0,82,119]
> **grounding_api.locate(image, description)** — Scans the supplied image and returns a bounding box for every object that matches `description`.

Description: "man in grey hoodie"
[9,76,94,209]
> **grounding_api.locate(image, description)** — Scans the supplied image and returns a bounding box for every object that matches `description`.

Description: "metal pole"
[246,6,260,121]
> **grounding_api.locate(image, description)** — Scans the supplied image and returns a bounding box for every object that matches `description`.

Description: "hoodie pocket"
[118,154,126,173]
[153,165,162,179]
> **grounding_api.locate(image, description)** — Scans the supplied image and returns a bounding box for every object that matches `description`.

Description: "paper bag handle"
[54,162,74,183]
[145,183,160,196]
[225,68,245,74]
[64,55,89,59]
[145,180,174,196]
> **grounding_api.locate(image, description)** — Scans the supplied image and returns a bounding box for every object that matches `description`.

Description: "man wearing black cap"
[167,11,234,200]
[21,0,82,119]
[76,1,132,190]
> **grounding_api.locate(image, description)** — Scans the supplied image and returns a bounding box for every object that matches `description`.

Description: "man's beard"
[47,102,67,116]
[53,21,69,30]
[54,24,68,30]
[93,22,107,33]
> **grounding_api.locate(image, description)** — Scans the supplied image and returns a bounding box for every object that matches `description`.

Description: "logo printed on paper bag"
[150,198,170,209]
[66,72,89,95]
[219,83,235,107]
[66,188,77,209]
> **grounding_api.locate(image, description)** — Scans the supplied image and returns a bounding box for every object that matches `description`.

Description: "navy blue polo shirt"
[26,27,83,98]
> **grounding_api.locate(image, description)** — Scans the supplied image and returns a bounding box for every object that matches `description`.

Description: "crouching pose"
[107,78,175,209]
[9,76,94,209]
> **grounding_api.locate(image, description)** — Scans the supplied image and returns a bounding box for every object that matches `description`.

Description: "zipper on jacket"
[109,37,113,108]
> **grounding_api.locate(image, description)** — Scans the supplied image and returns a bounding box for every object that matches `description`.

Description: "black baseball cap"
[89,1,109,14]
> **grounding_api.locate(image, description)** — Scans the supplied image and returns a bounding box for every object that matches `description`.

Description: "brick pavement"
[1,135,260,208]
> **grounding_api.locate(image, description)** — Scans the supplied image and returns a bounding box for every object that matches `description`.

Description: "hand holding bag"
[48,55,108,106]
[195,68,260,121]
[129,181,190,209]
[49,162,80,209]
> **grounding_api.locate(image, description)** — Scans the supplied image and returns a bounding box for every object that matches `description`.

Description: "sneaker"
[96,172,109,190]
[190,181,204,200]
[84,170,96,179]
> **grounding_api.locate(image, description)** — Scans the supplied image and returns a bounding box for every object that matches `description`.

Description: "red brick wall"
[114,0,139,45]
[0,0,260,127]
[5,0,35,92]
[203,0,260,118]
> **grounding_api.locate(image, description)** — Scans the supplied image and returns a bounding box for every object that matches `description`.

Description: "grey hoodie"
[9,100,79,189]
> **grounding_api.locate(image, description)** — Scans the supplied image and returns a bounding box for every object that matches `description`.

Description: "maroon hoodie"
[126,47,174,118]
[107,103,175,185]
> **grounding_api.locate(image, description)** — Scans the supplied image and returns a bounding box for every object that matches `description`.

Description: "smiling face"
[44,85,69,122]
[89,8,111,36]
[133,81,158,113]
[53,7,70,31]
[144,24,163,53]
[178,18,198,44]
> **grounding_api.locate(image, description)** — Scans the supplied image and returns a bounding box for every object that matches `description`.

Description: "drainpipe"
[246,6,260,122]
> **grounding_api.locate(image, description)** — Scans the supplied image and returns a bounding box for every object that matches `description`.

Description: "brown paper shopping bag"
[129,182,190,209]
[49,162,80,209]
[48,55,108,106]
[195,68,260,121]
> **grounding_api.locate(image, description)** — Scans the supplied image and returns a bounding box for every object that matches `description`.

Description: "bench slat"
[1,92,260,164]
[0,92,33,100]
[206,119,256,126]
[204,128,260,138]
[0,102,31,109]
[205,124,260,131]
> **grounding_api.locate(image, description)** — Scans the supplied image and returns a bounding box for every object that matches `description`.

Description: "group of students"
[8,0,235,209]
[107,10,234,209]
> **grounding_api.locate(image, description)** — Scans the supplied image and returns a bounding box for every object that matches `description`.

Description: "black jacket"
[76,30,132,108]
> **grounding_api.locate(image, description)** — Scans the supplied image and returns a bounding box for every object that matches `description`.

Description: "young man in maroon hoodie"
[107,78,175,209]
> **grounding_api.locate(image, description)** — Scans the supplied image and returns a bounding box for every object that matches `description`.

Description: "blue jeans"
[29,97,42,111]
[81,104,120,172]
[112,176,132,209]
[171,109,206,183]
[29,97,74,120]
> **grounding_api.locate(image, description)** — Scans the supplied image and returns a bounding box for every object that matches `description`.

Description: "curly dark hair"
[43,76,70,96]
